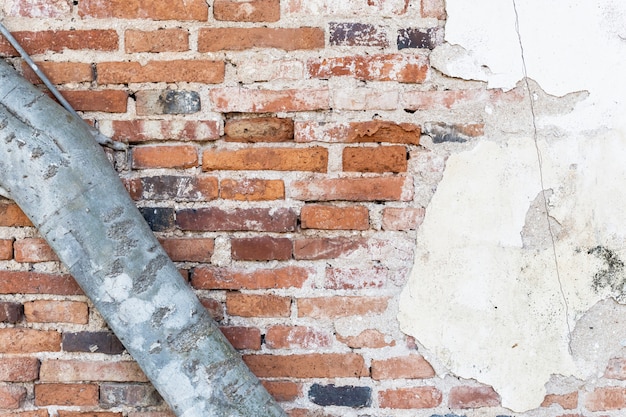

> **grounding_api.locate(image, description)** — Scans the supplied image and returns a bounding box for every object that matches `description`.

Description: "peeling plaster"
[399,0,626,412]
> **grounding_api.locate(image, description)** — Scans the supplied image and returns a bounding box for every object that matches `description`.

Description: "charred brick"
[397,27,443,50]
[0,302,23,323]
[308,384,371,408]
[139,207,175,232]
[329,22,388,47]
[62,331,125,354]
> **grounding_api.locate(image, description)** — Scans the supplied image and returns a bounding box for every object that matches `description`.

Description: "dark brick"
[100,383,161,408]
[0,302,23,323]
[329,22,388,47]
[62,332,125,355]
[308,384,371,408]
[231,236,293,261]
[136,90,201,115]
[128,175,218,201]
[139,207,175,232]
[397,27,443,50]
[176,207,297,232]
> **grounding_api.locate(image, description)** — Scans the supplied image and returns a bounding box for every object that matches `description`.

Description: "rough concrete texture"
[400,0,626,412]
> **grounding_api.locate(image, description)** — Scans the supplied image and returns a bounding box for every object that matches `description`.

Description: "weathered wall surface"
[0,0,625,416]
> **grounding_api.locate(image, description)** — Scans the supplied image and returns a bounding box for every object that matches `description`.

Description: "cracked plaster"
[399,0,626,412]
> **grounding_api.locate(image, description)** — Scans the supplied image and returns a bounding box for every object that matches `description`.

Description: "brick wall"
[0,0,622,416]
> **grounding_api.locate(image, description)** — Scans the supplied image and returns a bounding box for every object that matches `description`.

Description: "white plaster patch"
[102,273,133,302]
[118,297,155,325]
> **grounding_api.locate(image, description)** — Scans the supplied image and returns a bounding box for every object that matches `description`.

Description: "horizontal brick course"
[379,387,442,409]
[78,0,208,20]
[192,266,310,290]
[0,329,61,353]
[159,238,214,262]
[127,176,218,201]
[203,147,328,172]
[220,179,285,201]
[224,117,294,143]
[308,54,428,83]
[62,90,128,113]
[210,87,330,113]
[290,177,411,201]
[0,30,118,56]
[24,300,88,324]
[35,383,99,406]
[40,360,147,383]
[176,207,297,232]
[97,60,224,84]
[295,121,421,144]
[231,236,293,261]
[297,297,389,318]
[0,385,27,409]
[198,28,324,52]
[371,355,435,380]
[342,145,407,173]
[243,353,367,378]
[22,62,93,85]
[300,205,369,230]
[226,294,291,317]
[265,326,332,349]
[0,271,82,295]
[131,145,198,169]
[0,202,31,227]
[125,29,189,53]
[0,358,40,382]
[219,327,261,350]
[214,0,280,22]
[105,120,221,143]
[13,238,58,263]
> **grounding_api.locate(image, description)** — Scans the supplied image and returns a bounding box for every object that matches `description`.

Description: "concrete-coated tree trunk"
[0,59,286,417]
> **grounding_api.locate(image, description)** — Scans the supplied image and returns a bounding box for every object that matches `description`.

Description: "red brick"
[294,237,368,260]
[158,238,214,262]
[343,145,407,173]
[0,328,61,353]
[586,387,626,411]
[325,266,387,289]
[0,410,49,417]
[127,413,173,417]
[199,28,324,52]
[290,177,412,201]
[0,385,26,409]
[62,90,128,113]
[199,298,224,322]
[0,271,82,295]
[243,353,367,378]
[421,0,447,19]
[14,238,58,263]
[220,179,285,201]
[106,120,220,143]
[308,54,428,83]
[297,297,389,318]
[203,147,328,172]
[0,240,12,261]
[97,60,224,84]
[39,360,147,383]
[219,327,261,350]
[22,62,93,85]
[0,302,23,323]
[192,266,310,290]
[127,176,218,201]
[125,29,189,53]
[329,22,389,47]
[265,326,332,349]
[371,355,435,380]
[210,87,329,113]
[5,0,71,18]
[262,380,300,402]
[35,383,98,406]
[449,385,501,409]
[0,30,118,56]
[224,117,294,142]
[176,207,297,232]
[379,387,442,409]
[226,294,291,317]
[78,0,208,20]
[542,392,578,410]
[0,358,40,382]
[231,237,293,261]
[0,202,32,227]
[58,413,122,417]
[301,205,369,230]
[214,0,280,22]
[382,207,425,231]
[131,145,198,169]
[24,300,88,324]
[295,121,421,144]
[336,329,395,349]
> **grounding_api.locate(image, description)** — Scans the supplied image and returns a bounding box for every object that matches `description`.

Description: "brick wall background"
[0,0,623,416]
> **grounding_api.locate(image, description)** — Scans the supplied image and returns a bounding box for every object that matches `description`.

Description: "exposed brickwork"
[24,300,88,324]
[78,0,208,20]
[379,387,442,409]
[0,30,118,56]
[98,60,224,84]
[192,266,310,290]
[125,29,189,53]
[198,28,324,52]
[308,54,428,83]
[202,147,328,172]
[14,238,58,263]
[214,0,280,22]
[448,385,501,409]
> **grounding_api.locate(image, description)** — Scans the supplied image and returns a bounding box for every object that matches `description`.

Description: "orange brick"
[0,271,82,295]
[295,121,421,144]
[224,117,294,142]
[22,62,93,85]
[343,145,407,173]
[14,238,58,263]
[336,329,395,349]
[294,236,368,260]
[6,0,70,18]
[382,207,425,231]
[78,0,208,20]
[265,326,332,349]
[214,0,280,22]
[0,328,61,353]
[158,238,214,262]
[203,147,327,172]
[300,205,369,230]
[98,60,224,84]
[371,355,435,380]
[132,145,198,169]
[290,177,412,201]
[220,179,285,201]
[210,87,329,113]
[308,54,428,83]
[62,90,128,113]
[586,387,626,411]
[226,294,291,317]
[243,353,367,378]
[449,385,501,409]
[0,410,48,417]
[231,236,292,261]
[58,413,122,417]
[379,387,442,409]
[261,380,301,402]
[199,298,224,322]
[297,297,389,318]
[39,360,147,383]
[35,383,98,406]
[107,120,220,143]
[199,27,324,52]
[0,385,26,409]
[0,358,40,382]
[0,30,118,56]
[125,29,189,53]
[0,201,32,227]
[219,327,261,350]
[192,266,310,290]
[24,300,88,324]
[0,240,12,261]
[542,392,578,410]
